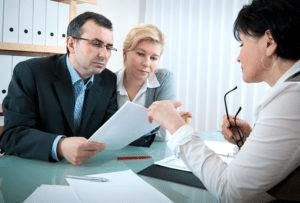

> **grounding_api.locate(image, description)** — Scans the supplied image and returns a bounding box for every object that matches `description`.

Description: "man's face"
[68,20,114,79]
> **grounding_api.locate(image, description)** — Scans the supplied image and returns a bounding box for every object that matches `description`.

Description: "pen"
[66,175,109,182]
[117,155,152,160]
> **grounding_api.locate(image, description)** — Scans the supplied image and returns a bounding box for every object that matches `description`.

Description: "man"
[0,12,118,165]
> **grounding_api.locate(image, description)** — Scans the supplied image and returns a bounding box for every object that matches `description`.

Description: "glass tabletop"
[0,141,218,203]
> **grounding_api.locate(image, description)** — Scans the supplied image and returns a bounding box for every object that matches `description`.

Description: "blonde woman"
[116,24,176,146]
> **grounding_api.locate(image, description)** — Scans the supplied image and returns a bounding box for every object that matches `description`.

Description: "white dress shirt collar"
[116,69,160,96]
[116,68,160,108]
[66,56,94,86]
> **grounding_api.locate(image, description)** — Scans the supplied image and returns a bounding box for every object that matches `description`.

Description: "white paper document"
[24,185,81,203]
[66,170,172,203]
[89,101,159,150]
[156,141,237,171]
[155,155,191,172]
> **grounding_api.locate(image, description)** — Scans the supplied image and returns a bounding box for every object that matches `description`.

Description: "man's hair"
[234,0,299,60]
[66,12,113,54]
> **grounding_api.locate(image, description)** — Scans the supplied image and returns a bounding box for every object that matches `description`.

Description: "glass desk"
[0,141,219,203]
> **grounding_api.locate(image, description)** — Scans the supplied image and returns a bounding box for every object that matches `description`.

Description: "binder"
[138,164,206,189]
[33,0,47,45]
[19,0,34,44]
[57,2,69,46]
[0,0,4,42]
[0,55,13,103]
[3,0,20,43]
[45,0,58,46]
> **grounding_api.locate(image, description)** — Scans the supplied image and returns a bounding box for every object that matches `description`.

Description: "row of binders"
[0,0,69,46]
[0,55,32,103]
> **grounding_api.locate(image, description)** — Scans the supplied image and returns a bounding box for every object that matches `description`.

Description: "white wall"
[75,0,142,72]
[97,0,142,72]
[143,0,269,132]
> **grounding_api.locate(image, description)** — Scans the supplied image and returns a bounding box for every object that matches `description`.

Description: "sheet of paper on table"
[24,185,81,203]
[66,170,172,203]
[25,170,172,203]
[155,140,238,171]
[89,101,159,150]
[155,155,192,172]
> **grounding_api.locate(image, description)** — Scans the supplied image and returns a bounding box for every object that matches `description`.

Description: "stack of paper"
[24,170,172,203]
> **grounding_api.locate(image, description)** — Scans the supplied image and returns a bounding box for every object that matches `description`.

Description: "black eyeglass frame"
[72,36,117,52]
[224,86,245,149]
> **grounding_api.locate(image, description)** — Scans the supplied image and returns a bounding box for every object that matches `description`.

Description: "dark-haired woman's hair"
[234,0,299,60]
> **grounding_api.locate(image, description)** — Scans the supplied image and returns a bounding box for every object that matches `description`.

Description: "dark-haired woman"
[147,0,300,202]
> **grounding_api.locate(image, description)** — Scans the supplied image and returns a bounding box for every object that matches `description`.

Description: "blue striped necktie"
[73,80,86,130]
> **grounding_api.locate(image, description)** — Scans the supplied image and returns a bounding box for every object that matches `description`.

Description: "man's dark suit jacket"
[0,54,118,161]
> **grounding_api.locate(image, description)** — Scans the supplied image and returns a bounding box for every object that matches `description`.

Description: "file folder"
[138,164,206,189]
[58,2,69,46]
[33,0,47,45]
[0,55,13,103]
[19,0,34,44]
[45,0,58,46]
[0,0,3,42]
[3,0,19,43]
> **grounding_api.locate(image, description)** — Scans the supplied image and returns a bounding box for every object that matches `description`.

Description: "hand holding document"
[89,101,159,150]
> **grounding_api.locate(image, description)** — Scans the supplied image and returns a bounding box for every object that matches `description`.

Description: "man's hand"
[57,137,106,165]
[148,101,186,134]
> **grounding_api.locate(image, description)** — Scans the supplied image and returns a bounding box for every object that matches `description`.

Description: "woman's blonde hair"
[123,23,164,55]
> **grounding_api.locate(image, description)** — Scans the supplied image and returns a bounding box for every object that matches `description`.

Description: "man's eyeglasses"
[72,37,117,53]
[224,86,244,149]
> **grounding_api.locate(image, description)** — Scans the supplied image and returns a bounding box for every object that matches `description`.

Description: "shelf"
[0,0,96,56]
[51,0,97,24]
[51,0,97,4]
[0,43,66,56]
